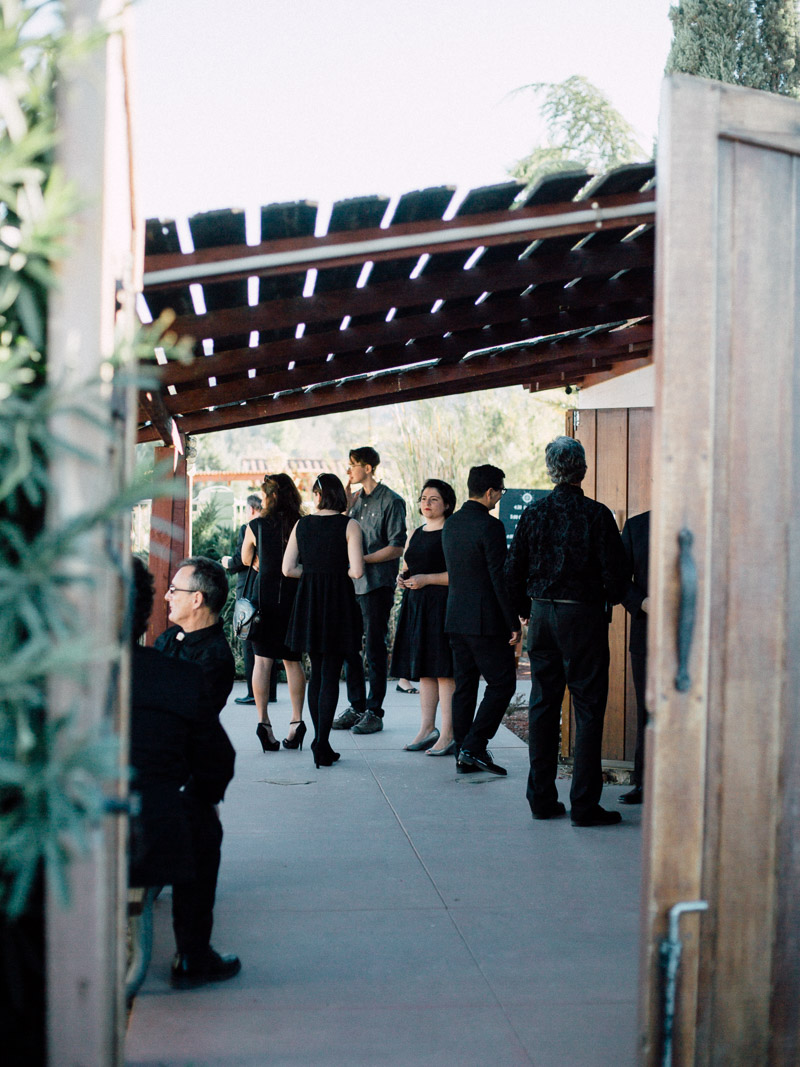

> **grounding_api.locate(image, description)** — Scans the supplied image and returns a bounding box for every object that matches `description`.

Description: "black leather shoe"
[234,695,256,705]
[571,806,622,827]
[618,786,643,805]
[456,748,507,776]
[531,801,567,820]
[170,948,242,989]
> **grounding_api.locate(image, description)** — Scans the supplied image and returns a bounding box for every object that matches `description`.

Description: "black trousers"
[526,601,610,818]
[630,650,647,788]
[172,793,223,957]
[344,586,394,715]
[449,633,517,755]
[308,652,344,752]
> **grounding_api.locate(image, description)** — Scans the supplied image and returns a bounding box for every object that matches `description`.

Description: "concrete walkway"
[126,682,643,1067]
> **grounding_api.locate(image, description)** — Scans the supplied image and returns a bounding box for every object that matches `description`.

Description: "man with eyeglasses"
[442,464,520,776]
[333,445,407,735]
[154,556,239,987]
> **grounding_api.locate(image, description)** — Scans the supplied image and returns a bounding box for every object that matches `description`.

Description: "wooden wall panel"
[147,446,190,644]
[596,409,629,760]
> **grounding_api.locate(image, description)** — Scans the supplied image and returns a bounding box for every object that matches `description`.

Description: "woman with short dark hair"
[390,478,457,755]
[283,473,364,767]
[242,473,306,752]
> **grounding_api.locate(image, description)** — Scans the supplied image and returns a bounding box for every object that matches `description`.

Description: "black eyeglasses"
[168,585,195,595]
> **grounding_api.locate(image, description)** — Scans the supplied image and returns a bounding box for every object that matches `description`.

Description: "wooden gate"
[640,75,800,1063]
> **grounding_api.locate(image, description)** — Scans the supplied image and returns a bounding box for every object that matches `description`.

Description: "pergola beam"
[143,190,655,289]
[137,322,652,440]
[159,237,654,344]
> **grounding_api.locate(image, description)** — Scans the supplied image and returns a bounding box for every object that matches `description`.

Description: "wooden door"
[640,75,800,1064]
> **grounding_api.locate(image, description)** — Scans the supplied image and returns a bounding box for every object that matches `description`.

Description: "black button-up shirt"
[504,483,629,617]
[154,620,235,716]
[348,481,407,595]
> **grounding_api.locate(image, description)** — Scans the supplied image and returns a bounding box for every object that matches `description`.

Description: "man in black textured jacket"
[505,437,629,826]
[154,555,239,987]
[442,464,520,776]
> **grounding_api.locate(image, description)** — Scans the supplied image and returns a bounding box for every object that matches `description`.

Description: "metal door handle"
[675,528,696,692]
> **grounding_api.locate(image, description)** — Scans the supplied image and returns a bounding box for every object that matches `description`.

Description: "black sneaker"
[351,710,384,734]
[332,707,361,729]
[170,948,241,989]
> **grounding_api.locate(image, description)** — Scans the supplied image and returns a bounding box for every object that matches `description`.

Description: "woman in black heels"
[242,474,307,753]
[282,474,364,767]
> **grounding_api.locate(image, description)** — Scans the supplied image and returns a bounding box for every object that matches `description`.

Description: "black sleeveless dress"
[285,514,362,655]
[390,525,452,680]
[247,515,300,661]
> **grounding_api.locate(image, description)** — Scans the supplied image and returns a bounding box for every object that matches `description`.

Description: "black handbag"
[233,525,262,640]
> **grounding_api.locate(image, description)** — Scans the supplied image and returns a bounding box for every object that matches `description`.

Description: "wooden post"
[45,2,134,1064]
[147,444,191,643]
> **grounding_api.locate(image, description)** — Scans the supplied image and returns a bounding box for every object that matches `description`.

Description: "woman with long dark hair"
[241,473,306,752]
[390,478,457,755]
[282,473,364,768]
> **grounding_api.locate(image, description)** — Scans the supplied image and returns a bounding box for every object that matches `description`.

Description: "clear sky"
[130,0,673,224]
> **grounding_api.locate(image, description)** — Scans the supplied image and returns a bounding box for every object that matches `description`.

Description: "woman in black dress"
[241,473,306,753]
[390,479,457,755]
[282,473,364,768]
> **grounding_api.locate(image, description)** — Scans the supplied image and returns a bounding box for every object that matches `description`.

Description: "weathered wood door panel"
[640,75,800,1064]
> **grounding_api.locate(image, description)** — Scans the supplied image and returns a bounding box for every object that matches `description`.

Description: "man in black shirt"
[505,437,629,826]
[154,555,240,986]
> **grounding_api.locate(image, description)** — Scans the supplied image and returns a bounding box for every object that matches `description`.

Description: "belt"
[533,598,584,604]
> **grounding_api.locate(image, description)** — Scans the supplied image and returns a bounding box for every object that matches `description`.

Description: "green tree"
[510,76,648,190]
[666,0,800,96]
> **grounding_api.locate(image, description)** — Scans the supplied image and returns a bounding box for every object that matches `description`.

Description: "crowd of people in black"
[130,435,649,988]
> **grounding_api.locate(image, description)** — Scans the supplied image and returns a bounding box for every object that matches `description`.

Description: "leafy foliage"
[509,76,648,190]
[666,0,800,96]
[0,1,193,917]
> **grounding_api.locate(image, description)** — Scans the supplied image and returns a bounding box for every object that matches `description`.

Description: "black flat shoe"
[531,801,567,820]
[396,684,419,695]
[456,748,507,776]
[256,722,280,752]
[618,786,643,805]
[170,948,241,989]
[571,806,622,827]
[282,721,307,750]
[234,695,256,705]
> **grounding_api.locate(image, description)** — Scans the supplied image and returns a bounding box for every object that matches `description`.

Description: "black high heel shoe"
[311,740,340,768]
[282,721,307,750]
[256,722,280,752]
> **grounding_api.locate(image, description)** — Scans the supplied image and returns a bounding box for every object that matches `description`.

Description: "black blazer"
[620,510,650,655]
[442,500,518,637]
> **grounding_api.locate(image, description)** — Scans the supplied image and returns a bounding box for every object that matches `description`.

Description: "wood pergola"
[138,162,655,444]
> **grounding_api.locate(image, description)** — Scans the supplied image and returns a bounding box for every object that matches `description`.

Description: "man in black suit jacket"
[619,510,650,805]
[442,464,520,776]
